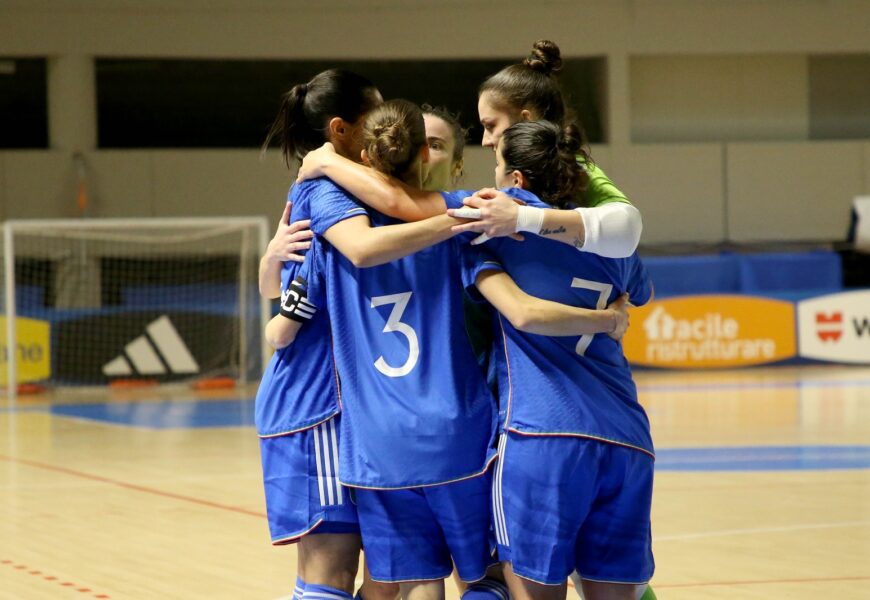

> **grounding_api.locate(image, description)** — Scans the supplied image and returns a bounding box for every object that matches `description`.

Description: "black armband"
[279,276,317,322]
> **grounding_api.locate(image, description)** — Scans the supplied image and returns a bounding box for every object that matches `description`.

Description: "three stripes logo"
[102,315,200,376]
[312,419,343,507]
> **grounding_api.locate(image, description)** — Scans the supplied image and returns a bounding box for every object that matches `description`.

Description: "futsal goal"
[1,217,270,401]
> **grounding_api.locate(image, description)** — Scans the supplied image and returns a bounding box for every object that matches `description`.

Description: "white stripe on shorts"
[493,433,510,546]
[328,418,343,504]
[320,423,336,506]
[312,423,327,507]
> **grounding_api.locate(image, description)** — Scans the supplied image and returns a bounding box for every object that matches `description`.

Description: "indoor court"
[2,2,869,600]
[2,365,868,599]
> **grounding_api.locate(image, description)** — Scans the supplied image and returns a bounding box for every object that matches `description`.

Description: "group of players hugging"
[255,40,658,600]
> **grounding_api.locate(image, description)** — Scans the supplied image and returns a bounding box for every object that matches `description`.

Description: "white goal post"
[2,217,270,403]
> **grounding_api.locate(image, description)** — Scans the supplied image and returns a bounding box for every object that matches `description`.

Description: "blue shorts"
[493,432,654,585]
[354,471,496,583]
[259,415,359,544]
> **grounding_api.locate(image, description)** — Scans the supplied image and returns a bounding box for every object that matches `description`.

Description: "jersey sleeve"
[297,237,327,310]
[500,187,545,207]
[308,178,370,235]
[280,259,301,291]
[441,189,475,210]
[583,162,631,207]
[625,254,653,307]
[457,242,504,303]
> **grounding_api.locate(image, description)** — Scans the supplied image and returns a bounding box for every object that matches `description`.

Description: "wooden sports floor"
[1,365,868,599]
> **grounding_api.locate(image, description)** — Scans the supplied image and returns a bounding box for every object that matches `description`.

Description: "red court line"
[0,454,266,519]
[1,558,112,598]
[655,575,870,589]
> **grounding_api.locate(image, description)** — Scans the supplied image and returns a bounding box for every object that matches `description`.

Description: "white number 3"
[370,292,420,377]
[571,278,613,356]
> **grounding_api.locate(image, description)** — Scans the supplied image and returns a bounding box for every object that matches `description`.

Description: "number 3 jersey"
[300,187,498,489]
[444,188,656,458]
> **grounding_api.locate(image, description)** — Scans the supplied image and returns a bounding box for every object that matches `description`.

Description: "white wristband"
[515,205,546,234]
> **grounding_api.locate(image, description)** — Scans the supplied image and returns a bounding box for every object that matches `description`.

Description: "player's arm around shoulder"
[474,269,630,339]
[298,142,445,222]
[446,187,642,257]
[259,201,313,299]
[322,212,468,269]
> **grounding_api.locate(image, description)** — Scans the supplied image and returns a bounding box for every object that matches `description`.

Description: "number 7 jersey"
[301,201,498,490]
[445,188,656,459]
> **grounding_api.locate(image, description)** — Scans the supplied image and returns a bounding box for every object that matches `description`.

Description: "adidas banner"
[54,311,238,384]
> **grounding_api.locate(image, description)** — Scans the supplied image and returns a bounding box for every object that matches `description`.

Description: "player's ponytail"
[262,83,311,167]
[263,69,381,167]
[501,119,590,209]
[479,39,566,124]
[363,99,427,179]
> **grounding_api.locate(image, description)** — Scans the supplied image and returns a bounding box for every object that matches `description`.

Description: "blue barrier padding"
[642,254,740,297]
[122,284,243,309]
[738,250,842,293]
[3,285,45,310]
[643,251,842,297]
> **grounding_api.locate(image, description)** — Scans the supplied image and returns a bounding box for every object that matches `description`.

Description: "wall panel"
[727,142,864,242]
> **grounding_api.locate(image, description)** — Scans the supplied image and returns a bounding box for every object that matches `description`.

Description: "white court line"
[655,520,870,542]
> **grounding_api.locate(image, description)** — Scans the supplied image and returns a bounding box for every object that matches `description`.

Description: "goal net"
[2,217,269,399]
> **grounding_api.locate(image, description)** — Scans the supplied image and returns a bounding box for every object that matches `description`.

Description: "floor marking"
[0,454,266,519]
[0,558,112,598]
[655,519,870,541]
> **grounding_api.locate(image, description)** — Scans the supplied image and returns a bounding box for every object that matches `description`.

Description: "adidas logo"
[102,315,200,376]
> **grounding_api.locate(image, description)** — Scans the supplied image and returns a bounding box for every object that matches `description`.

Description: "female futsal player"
[421,104,467,191]
[254,68,401,600]
[452,39,643,258]
[266,99,631,600]
[476,119,655,600]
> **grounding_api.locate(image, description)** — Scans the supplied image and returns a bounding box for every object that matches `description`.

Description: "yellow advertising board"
[623,295,796,368]
[0,316,51,384]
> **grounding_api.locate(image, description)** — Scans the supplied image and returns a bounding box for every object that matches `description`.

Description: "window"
[96,58,606,148]
[0,58,48,149]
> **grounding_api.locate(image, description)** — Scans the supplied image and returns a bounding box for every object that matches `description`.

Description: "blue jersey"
[254,179,361,437]
[444,188,655,457]
[303,192,497,489]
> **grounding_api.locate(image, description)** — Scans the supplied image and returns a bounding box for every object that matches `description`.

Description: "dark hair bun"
[557,121,583,155]
[524,39,563,75]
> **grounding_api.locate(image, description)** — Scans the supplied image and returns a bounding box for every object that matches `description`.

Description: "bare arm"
[448,189,642,258]
[265,313,303,350]
[258,202,314,299]
[297,143,446,222]
[475,270,629,339]
[322,213,468,268]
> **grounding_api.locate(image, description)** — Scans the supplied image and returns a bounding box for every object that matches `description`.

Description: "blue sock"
[461,578,510,600]
[293,576,306,600]
[303,583,354,600]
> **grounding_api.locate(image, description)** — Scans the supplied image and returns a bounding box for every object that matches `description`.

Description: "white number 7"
[371,292,420,377]
[571,278,613,356]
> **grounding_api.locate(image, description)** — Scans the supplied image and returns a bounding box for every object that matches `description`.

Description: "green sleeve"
[579,158,632,208]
